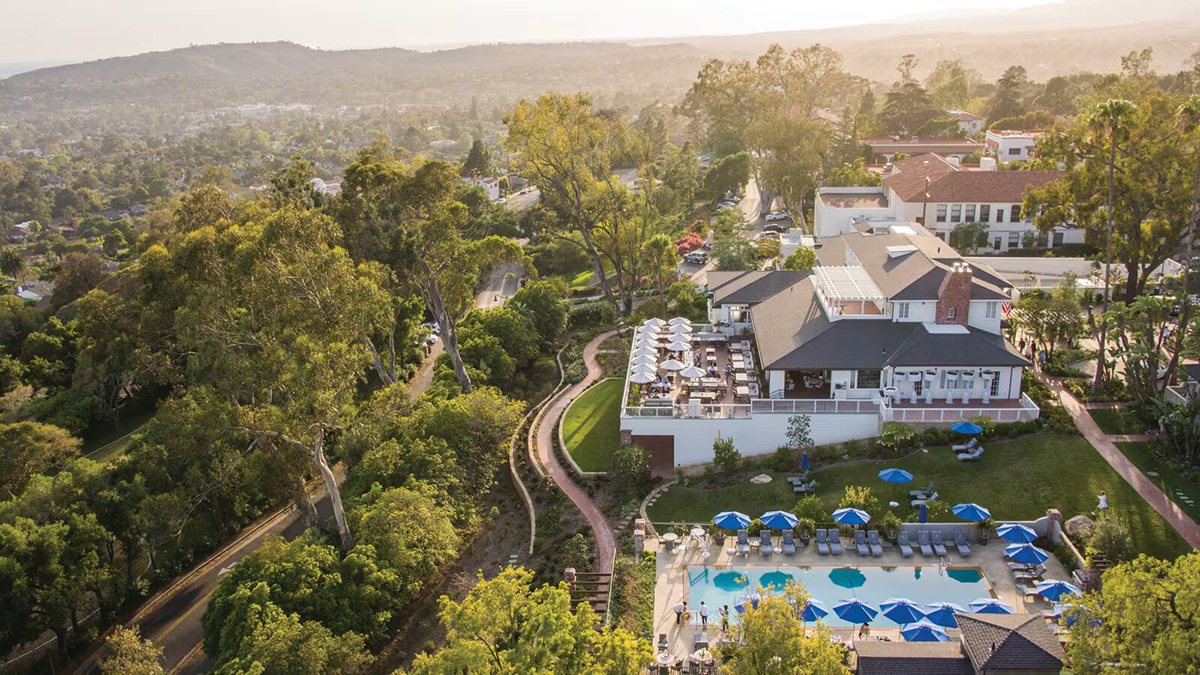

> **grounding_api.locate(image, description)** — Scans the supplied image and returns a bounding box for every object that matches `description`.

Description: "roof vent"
[886,245,918,258]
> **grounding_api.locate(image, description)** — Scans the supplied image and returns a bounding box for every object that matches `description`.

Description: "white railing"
[621,404,752,419]
[881,393,1040,424]
[750,398,880,414]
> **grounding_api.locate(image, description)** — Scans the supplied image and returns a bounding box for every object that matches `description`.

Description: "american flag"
[1001,300,1012,316]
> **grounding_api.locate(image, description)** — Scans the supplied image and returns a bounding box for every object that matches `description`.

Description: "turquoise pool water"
[686,565,992,627]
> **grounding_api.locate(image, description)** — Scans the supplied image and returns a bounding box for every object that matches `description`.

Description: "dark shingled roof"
[958,613,1066,673]
[854,641,972,675]
[749,281,1030,371]
[708,270,811,305]
[1182,363,1200,384]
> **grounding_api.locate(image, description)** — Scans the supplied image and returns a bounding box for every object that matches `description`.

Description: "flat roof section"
[820,192,888,209]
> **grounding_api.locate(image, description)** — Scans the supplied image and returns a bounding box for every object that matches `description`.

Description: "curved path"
[534,328,624,573]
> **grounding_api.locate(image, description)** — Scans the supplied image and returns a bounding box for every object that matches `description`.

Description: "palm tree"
[643,233,679,312]
[0,246,27,289]
[1162,95,1200,392]
[1086,99,1138,393]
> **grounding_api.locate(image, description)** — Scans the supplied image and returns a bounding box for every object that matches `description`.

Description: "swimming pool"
[686,565,993,627]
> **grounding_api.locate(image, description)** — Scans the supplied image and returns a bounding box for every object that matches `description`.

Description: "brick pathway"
[1037,372,1200,549]
[534,328,624,573]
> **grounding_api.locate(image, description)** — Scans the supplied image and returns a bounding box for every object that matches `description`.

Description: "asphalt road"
[504,187,540,212]
[78,271,524,675]
[683,179,764,286]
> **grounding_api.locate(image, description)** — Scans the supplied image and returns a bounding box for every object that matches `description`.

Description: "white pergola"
[814,266,886,302]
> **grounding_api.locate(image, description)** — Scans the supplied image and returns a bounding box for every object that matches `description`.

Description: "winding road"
[533,328,623,573]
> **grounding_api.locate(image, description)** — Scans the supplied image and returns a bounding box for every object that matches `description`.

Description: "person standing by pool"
[720,605,729,633]
[673,600,686,624]
[858,622,871,639]
[699,601,709,628]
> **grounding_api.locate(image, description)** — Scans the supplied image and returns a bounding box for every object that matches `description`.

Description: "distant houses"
[858,137,984,163]
[985,129,1045,162]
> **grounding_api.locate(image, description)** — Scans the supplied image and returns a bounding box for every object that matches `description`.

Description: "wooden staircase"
[568,571,613,620]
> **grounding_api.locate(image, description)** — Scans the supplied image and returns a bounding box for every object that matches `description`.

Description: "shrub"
[786,415,813,451]
[1087,514,1132,563]
[879,422,916,450]
[837,486,881,522]
[842,439,861,457]
[559,533,594,571]
[770,446,793,471]
[921,426,955,447]
[1042,404,1077,434]
[568,301,616,329]
[747,517,765,537]
[795,518,816,537]
[608,444,652,497]
[793,494,827,524]
[879,511,903,536]
[712,436,740,475]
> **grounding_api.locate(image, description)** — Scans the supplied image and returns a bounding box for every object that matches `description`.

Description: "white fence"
[882,393,1040,424]
[622,404,751,419]
[750,398,880,415]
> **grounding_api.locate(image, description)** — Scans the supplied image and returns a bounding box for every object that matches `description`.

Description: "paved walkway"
[1037,372,1200,549]
[534,328,623,573]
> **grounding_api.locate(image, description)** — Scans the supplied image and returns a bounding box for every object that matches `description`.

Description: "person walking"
[1094,491,1108,516]
[699,601,709,629]
[673,600,686,624]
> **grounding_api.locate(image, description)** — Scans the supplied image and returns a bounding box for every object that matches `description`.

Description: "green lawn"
[562,378,623,472]
[1117,441,1200,524]
[1087,407,1132,435]
[648,434,1191,560]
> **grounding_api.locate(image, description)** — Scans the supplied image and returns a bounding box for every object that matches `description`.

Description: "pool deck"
[650,532,1070,658]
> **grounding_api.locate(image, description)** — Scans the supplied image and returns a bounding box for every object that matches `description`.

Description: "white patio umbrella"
[634,335,658,348]
[669,323,692,335]
[666,340,690,352]
[633,345,658,357]
[660,359,686,371]
[635,329,660,341]
[631,353,658,367]
[679,365,707,379]
[630,372,655,384]
[630,363,657,377]
[642,318,666,328]
[668,317,692,326]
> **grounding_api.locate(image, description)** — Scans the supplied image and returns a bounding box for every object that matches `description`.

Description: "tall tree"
[0,421,80,496]
[719,581,849,674]
[643,233,678,310]
[1163,94,1200,391]
[987,65,1029,125]
[461,139,494,178]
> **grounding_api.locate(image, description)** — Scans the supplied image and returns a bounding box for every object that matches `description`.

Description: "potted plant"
[711,519,725,546]
[796,518,816,543]
[880,512,903,542]
[977,517,994,545]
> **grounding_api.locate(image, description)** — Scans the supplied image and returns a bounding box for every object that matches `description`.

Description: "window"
[985,302,998,319]
[950,204,962,222]
[996,208,1005,223]
[1008,232,1020,247]
[1011,206,1022,222]
[855,369,882,389]
[965,204,977,221]
[936,204,947,222]
[986,370,1001,396]
[993,237,1001,251]
[947,307,956,320]
[1053,232,1064,247]
[1009,147,1022,156]
[980,204,991,222]
[897,303,910,319]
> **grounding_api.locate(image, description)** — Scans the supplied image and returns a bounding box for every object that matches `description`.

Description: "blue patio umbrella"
[952,503,992,522]
[832,508,871,526]
[923,602,966,629]
[828,568,868,589]
[759,570,795,592]
[901,621,950,642]
[1005,543,1050,566]
[798,599,829,622]
[833,598,879,625]
[878,468,914,484]
[996,523,1038,543]
[880,598,926,625]
[800,451,810,472]
[969,598,1016,614]
[713,511,752,531]
[951,421,983,435]
[918,503,928,524]
[1035,580,1083,602]
[761,510,799,531]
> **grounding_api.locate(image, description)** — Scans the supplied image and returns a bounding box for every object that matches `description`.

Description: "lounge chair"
[815,529,830,555]
[897,531,914,558]
[1013,565,1048,582]
[867,530,884,557]
[737,529,750,556]
[792,479,817,494]
[911,492,939,509]
[917,530,934,557]
[782,530,797,555]
[1007,562,1047,575]
[908,481,935,498]
[760,530,773,557]
[954,531,972,557]
[658,634,669,651]
[956,446,984,462]
[830,530,844,555]
[952,437,978,452]
[931,531,948,557]
[854,530,870,556]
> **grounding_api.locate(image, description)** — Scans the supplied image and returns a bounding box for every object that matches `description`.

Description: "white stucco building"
[985,130,1044,162]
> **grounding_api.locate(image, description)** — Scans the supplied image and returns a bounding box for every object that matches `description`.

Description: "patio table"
[735,386,749,398]
[735,372,748,384]
[662,532,678,545]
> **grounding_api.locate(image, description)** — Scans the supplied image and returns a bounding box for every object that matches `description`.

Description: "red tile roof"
[883,153,1063,203]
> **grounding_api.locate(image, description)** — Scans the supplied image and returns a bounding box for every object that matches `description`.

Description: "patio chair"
[954,530,972,557]
[737,529,750,556]
[1012,565,1048,582]
[917,530,934,557]
[867,530,884,556]
[854,530,870,556]
[760,530,773,557]
[956,446,984,462]
[658,634,669,651]
[897,531,914,558]
[782,530,797,556]
[911,492,939,509]
[952,437,978,452]
[829,530,844,555]
[815,529,830,555]
[908,481,935,498]
[792,479,817,494]
[931,531,948,557]
[1007,562,1047,575]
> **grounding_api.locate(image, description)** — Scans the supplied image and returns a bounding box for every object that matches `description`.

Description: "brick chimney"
[936,262,972,325]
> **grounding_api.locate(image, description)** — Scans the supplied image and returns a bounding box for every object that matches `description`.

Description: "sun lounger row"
[809,528,971,558]
[733,529,805,557]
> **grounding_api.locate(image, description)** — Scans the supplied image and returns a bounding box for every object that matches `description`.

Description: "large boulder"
[1065,515,1094,539]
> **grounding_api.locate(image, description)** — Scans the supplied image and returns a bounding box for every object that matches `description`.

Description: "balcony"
[881,393,1040,424]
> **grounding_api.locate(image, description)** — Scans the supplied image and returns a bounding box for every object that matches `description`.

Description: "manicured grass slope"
[1087,407,1132,435]
[648,435,1190,560]
[1117,441,1200,524]
[562,378,623,472]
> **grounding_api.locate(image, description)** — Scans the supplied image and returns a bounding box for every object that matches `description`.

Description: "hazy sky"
[3,0,1052,64]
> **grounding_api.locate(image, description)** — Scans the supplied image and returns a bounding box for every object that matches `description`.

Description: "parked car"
[683,251,709,264]
[765,212,791,222]
[756,231,780,240]
[763,222,790,233]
